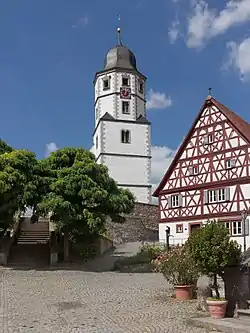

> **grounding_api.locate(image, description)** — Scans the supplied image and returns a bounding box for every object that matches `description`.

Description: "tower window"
[138,80,144,93]
[121,130,131,144]
[122,101,130,114]
[95,136,98,149]
[103,76,110,90]
[122,76,130,86]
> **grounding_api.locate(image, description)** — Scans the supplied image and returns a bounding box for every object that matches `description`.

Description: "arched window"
[121,130,131,143]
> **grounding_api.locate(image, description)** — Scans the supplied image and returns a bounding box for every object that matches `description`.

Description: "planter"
[174,285,194,301]
[206,299,228,319]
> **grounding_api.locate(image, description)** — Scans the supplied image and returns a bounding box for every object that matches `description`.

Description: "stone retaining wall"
[105,202,159,245]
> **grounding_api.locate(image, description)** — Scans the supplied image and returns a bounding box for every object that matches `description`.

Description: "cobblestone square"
[0,268,210,333]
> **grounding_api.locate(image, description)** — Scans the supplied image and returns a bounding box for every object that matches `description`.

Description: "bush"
[138,243,164,261]
[153,246,199,286]
[185,220,242,298]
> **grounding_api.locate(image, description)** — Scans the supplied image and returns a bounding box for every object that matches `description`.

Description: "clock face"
[120,87,131,99]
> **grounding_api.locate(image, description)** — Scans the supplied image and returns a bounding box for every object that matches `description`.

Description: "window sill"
[103,87,110,91]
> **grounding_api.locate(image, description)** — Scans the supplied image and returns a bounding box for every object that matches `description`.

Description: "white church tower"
[91,27,152,203]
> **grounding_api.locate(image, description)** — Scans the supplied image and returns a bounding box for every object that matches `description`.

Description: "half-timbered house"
[153,94,250,250]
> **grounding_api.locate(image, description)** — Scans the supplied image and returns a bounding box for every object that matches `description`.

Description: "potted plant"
[154,246,199,300]
[186,220,242,319]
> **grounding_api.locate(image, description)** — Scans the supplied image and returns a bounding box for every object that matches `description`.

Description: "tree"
[37,148,135,261]
[0,144,38,234]
[185,220,242,298]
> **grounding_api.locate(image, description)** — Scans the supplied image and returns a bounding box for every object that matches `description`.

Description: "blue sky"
[1,0,250,186]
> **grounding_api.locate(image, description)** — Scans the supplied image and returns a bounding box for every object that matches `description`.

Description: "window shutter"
[179,194,183,207]
[204,190,208,204]
[225,188,230,201]
[231,159,236,168]
[167,196,172,209]
[244,219,249,236]
[188,167,193,175]
[203,135,209,145]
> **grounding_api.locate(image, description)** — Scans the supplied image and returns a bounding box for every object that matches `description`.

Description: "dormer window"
[225,158,236,169]
[103,76,110,90]
[122,76,130,86]
[203,133,213,145]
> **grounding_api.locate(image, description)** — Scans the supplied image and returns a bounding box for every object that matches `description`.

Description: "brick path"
[0,267,212,333]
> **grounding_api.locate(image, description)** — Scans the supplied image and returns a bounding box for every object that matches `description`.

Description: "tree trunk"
[213,274,220,299]
[63,230,70,262]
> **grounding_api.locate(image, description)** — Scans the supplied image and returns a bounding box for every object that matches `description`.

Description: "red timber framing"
[154,95,250,223]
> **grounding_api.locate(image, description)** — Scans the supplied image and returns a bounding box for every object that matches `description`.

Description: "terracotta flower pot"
[206,299,228,319]
[174,285,194,301]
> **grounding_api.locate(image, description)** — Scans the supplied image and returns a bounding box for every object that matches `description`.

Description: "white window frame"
[218,188,226,202]
[138,80,144,93]
[193,166,199,175]
[103,76,110,90]
[171,195,180,208]
[122,75,130,87]
[232,221,242,236]
[208,190,217,203]
[121,130,131,144]
[225,158,236,169]
[122,101,130,114]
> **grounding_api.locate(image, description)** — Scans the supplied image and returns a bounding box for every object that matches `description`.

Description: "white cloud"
[187,0,250,48]
[146,89,172,110]
[224,38,250,80]
[168,20,180,44]
[151,146,176,191]
[72,15,89,29]
[45,142,58,157]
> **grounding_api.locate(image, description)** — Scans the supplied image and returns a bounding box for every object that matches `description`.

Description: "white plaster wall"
[103,121,150,155]
[119,185,152,204]
[103,155,150,185]
[159,218,250,251]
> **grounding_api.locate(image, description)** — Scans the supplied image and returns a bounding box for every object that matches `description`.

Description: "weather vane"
[208,87,212,96]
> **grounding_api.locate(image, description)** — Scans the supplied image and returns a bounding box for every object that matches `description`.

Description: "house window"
[122,101,130,114]
[225,159,236,169]
[203,133,213,145]
[189,166,199,175]
[95,136,98,149]
[138,80,144,93]
[208,190,217,203]
[122,76,130,86]
[171,195,180,208]
[103,76,110,90]
[232,221,242,236]
[121,130,131,143]
[225,222,231,233]
[176,224,183,233]
[218,188,225,202]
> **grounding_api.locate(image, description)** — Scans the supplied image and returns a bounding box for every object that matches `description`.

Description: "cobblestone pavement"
[0,268,211,333]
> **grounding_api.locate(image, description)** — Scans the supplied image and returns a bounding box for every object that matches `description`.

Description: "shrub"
[185,220,242,298]
[153,246,199,286]
[138,243,164,261]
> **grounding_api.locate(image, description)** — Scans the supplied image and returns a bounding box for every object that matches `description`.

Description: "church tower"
[91,27,152,203]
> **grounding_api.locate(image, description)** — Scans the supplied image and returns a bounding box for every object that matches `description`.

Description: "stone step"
[238,309,250,317]
[17,240,49,244]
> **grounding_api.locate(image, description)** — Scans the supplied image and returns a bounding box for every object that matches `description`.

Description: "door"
[190,223,201,234]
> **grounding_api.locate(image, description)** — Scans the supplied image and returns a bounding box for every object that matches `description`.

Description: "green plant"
[185,220,242,299]
[154,246,199,286]
[138,243,164,261]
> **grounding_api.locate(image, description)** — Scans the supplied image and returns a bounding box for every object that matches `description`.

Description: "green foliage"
[154,246,199,286]
[0,145,38,232]
[185,220,242,278]
[37,148,135,234]
[138,243,164,261]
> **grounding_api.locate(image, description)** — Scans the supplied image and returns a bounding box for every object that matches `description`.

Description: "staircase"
[7,218,50,267]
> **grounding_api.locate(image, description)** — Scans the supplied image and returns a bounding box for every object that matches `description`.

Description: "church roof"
[100,112,115,121]
[136,115,150,124]
[153,95,250,197]
[104,45,137,71]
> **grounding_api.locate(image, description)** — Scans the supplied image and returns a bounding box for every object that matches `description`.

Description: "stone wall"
[105,202,159,245]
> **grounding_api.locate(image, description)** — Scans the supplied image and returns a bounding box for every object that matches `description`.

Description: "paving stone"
[0,267,214,333]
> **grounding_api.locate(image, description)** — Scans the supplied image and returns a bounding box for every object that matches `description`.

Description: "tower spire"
[117,14,121,45]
